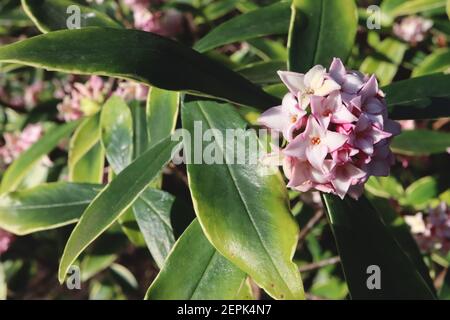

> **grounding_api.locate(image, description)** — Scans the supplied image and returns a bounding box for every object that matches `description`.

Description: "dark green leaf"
[383,74,450,120]
[22,0,121,33]
[322,194,436,299]
[288,0,358,72]
[0,28,278,109]
[194,2,291,53]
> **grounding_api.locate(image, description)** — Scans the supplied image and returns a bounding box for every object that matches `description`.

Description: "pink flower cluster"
[0,228,14,255]
[393,16,433,45]
[55,76,148,122]
[56,76,109,122]
[125,0,184,37]
[258,58,400,199]
[0,124,46,167]
[406,203,450,253]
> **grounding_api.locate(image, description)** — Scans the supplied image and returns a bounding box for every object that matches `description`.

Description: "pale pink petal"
[314,79,341,96]
[306,144,327,170]
[284,135,308,159]
[325,131,348,152]
[278,71,306,95]
[258,106,287,132]
[305,65,326,89]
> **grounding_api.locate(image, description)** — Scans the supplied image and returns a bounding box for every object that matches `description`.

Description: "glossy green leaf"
[400,176,439,209]
[288,0,358,72]
[412,49,450,77]
[133,188,176,269]
[0,28,278,109]
[146,88,179,148]
[382,0,447,18]
[360,38,407,86]
[69,114,104,183]
[100,96,133,174]
[0,182,100,235]
[194,2,291,53]
[58,136,181,282]
[0,121,79,194]
[146,219,246,300]
[101,96,174,266]
[391,130,450,156]
[182,101,304,300]
[22,0,121,33]
[383,74,450,120]
[322,194,436,299]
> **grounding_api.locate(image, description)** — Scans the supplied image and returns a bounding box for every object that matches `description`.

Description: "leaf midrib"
[196,102,293,296]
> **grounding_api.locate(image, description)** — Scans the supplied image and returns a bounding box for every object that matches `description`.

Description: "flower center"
[322,109,332,117]
[311,137,321,145]
[290,115,298,123]
[306,88,315,95]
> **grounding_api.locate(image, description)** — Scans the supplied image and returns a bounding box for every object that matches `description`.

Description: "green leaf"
[0,120,80,194]
[288,0,358,72]
[182,100,304,300]
[70,142,105,183]
[391,130,450,156]
[100,96,133,174]
[360,38,407,86]
[58,136,181,283]
[133,188,176,269]
[101,96,174,266]
[236,61,286,85]
[194,2,290,53]
[247,38,288,61]
[0,263,6,300]
[322,194,436,299]
[365,176,405,199]
[146,219,246,300]
[382,0,447,18]
[383,74,450,120]
[369,196,435,293]
[439,269,450,299]
[69,114,105,183]
[130,102,149,159]
[21,0,121,33]
[0,28,278,109]
[400,176,439,209]
[0,182,100,235]
[447,0,450,19]
[203,0,239,21]
[146,88,179,148]
[412,49,450,77]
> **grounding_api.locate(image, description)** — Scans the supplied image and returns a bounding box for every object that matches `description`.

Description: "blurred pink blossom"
[0,229,14,255]
[0,124,48,167]
[394,16,433,45]
[115,81,149,101]
[406,203,450,253]
[258,58,400,199]
[56,76,111,122]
